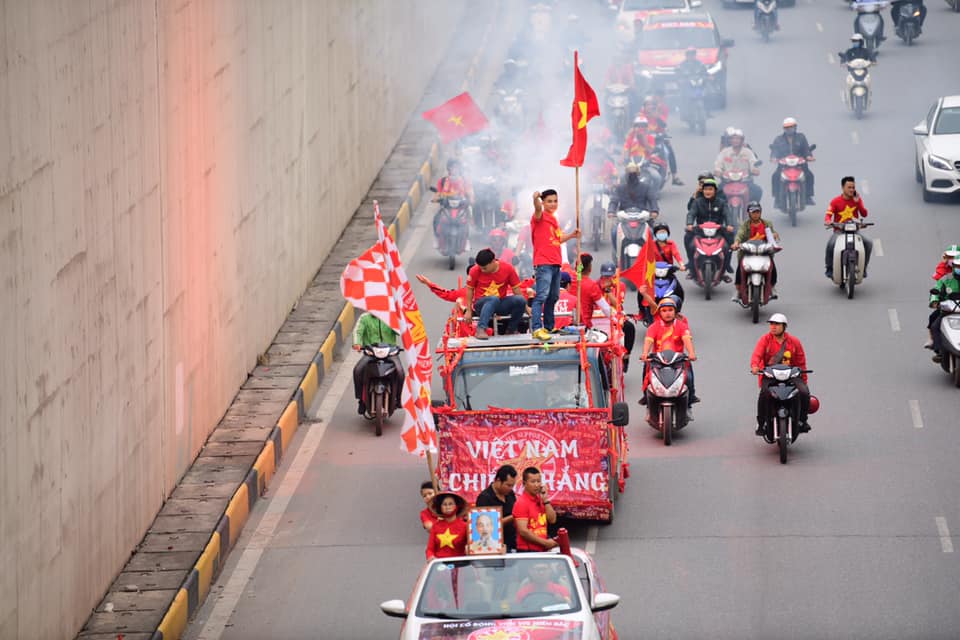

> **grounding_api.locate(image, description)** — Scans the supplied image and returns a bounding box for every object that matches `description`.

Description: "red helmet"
[488,228,507,243]
[808,395,820,414]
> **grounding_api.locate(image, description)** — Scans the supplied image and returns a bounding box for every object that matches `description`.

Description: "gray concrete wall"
[0,1,464,637]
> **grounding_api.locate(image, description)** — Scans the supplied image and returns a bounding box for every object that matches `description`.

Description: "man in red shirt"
[824,176,872,279]
[574,253,611,329]
[554,271,579,329]
[598,262,636,371]
[514,562,571,604]
[640,297,698,415]
[464,249,526,339]
[530,190,580,340]
[750,313,811,436]
[514,467,557,552]
[622,116,654,162]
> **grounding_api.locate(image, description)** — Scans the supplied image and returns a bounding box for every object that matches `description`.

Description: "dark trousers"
[825,233,873,275]
[353,354,404,411]
[757,378,810,427]
[931,311,945,354]
[623,319,636,354]
[531,265,561,331]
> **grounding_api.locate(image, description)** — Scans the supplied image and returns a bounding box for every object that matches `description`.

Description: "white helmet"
[782,117,798,128]
[767,313,788,325]
[851,33,865,44]
[725,126,737,136]
[730,128,744,138]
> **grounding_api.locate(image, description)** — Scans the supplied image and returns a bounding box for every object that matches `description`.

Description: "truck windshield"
[454,362,592,410]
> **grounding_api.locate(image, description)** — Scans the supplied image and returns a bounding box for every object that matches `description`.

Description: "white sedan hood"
[929,134,960,161]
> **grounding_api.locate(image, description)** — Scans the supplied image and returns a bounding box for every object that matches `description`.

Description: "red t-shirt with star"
[514,491,550,551]
[824,195,868,225]
[420,507,441,531]
[644,316,691,353]
[578,277,606,328]
[426,517,468,559]
[531,211,563,266]
[467,262,520,299]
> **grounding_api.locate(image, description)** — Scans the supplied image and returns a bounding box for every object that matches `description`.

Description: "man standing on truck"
[530,189,580,341]
[514,467,558,552]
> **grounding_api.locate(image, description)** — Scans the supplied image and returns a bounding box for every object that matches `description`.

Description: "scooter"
[473,176,501,232]
[756,365,815,464]
[614,208,654,275]
[756,0,779,42]
[494,88,525,130]
[828,220,874,299]
[853,0,887,54]
[734,238,781,323]
[893,1,923,44]
[691,221,729,300]
[721,170,753,225]
[589,183,609,251]
[774,144,816,227]
[840,57,875,120]
[680,73,708,135]
[360,343,402,437]
[934,297,960,387]
[947,0,960,13]
[645,351,690,446]
[430,187,471,270]
[640,262,685,325]
[604,84,631,141]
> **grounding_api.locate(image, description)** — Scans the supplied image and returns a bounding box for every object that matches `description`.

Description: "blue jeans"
[475,295,526,334]
[530,265,561,331]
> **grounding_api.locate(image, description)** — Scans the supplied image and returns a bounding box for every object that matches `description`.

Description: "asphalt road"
[186,1,960,639]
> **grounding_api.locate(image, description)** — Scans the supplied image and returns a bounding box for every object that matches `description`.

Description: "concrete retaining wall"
[0,1,464,637]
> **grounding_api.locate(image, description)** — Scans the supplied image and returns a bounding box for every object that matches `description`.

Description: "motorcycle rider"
[642,96,683,186]
[685,178,735,279]
[352,310,404,418]
[753,0,780,31]
[890,0,926,30]
[464,248,526,339]
[824,176,873,279]
[488,227,514,265]
[688,171,727,211]
[622,116,655,163]
[598,261,636,372]
[639,296,699,417]
[751,313,811,436]
[730,201,780,301]
[676,46,708,83]
[432,158,473,247]
[714,128,763,204]
[607,162,659,247]
[770,117,816,206]
[604,47,639,118]
[838,33,876,64]
[929,259,960,364]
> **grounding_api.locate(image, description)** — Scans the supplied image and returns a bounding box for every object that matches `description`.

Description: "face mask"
[655,232,668,242]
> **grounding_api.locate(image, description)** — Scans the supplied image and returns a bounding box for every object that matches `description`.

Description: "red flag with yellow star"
[421,92,488,144]
[560,51,600,168]
[621,225,657,292]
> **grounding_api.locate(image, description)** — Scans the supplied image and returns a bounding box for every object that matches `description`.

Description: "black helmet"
[697,171,713,182]
[653,222,670,235]
[747,201,762,213]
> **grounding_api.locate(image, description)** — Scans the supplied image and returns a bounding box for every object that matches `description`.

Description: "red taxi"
[636,12,735,108]
[614,0,702,43]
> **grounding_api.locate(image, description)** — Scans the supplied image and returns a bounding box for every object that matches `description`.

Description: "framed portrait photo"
[467,507,504,555]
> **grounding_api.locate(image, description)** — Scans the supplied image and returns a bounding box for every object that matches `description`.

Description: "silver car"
[914,95,960,202]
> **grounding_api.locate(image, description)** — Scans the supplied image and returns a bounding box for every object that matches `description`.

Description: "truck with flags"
[432,316,631,522]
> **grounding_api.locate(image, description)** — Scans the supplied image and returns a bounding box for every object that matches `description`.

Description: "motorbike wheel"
[777,416,788,464]
[846,257,857,299]
[696,106,706,136]
[662,404,673,446]
[703,263,714,301]
[447,255,456,271]
[952,355,960,388]
[788,193,798,227]
[373,392,384,437]
[751,284,762,324]
[854,96,864,120]
[761,28,770,43]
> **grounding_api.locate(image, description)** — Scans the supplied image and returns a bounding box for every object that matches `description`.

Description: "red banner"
[436,410,616,521]
[419,619,583,640]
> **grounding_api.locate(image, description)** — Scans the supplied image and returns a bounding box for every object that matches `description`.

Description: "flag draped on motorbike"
[621,225,658,293]
[340,203,437,456]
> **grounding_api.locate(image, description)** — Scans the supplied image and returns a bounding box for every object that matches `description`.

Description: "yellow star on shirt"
[837,204,858,223]
[436,527,457,549]
[448,115,464,127]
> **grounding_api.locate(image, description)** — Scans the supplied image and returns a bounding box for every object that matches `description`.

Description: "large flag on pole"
[422,92,489,144]
[560,51,600,168]
[621,225,658,292]
[340,203,437,456]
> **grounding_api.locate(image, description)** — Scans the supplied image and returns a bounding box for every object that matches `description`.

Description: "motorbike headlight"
[707,62,723,75]
[610,96,629,107]
[372,346,391,359]
[655,267,668,277]
[447,198,461,208]
[772,368,793,382]
[702,227,717,238]
[946,316,960,330]
[852,86,866,96]
[843,222,859,232]
[928,155,953,171]
[639,69,653,79]
[742,256,771,273]
[625,243,642,257]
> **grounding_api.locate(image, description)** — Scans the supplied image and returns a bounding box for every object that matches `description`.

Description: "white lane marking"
[850,130,860,145]
[193,352,357,640]
[909,400,923,429]
[827,52,836,65]
[936,517,954,553]
[585,526,599,555]
[816,22,824,32]
[874,239,883,257]
[860,178,870,195]
[888,308,901,332]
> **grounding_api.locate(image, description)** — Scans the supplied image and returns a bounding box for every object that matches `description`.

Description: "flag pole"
[574,166,582,325]
[426,449,438,491]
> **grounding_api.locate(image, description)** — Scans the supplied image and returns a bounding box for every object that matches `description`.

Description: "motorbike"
[589,183,609,251]
[473,176,501,232]
[361,343,402,437]
[756,0,778,42]
[633,154,666,199]
[650,133,673,187]
[829,220,874,299]
[494,87,525,130]
[934,297,960,387]
[853,1,887,54]
[948,0,960,13]
[604,83,631,140]
[614,208,654,275]
[691,221,729,300]
[893,1,923,44]
[773,143,816,227]
[734,238,781,323]
[841,57,874,120]
[640,262,684,325]
[756,365,814,464]
[430,187,471,270]
[720,168,756,224]
[680,73,708,135]
[645,351,691,446]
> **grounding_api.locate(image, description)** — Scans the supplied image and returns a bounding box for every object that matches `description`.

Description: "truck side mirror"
[611,402,629,427]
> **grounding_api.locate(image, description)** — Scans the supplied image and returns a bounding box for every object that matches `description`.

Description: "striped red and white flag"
[340,203,437,456]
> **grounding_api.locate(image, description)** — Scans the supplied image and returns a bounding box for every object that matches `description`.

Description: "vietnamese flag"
[560,51,600,168]
[422,92,488,144]
[621,225,657,293]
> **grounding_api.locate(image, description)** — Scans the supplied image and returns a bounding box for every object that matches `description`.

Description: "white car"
[615,0,701,44]
[380,549,620,640]
[914,95,960,202]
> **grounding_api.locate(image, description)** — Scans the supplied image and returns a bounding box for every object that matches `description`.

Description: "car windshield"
[623,0,687,9]
[934,107,960,135]
[640,26,717,49]
[415,557,582,620]
[454,362,592,410]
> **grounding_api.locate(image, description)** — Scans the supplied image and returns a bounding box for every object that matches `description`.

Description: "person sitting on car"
[515,562,571,605]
